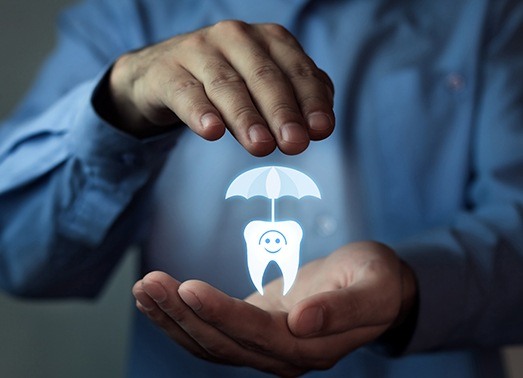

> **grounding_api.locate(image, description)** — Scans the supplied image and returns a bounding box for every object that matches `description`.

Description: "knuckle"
[287,62,320,81]
[179,32,208,51]
[209,73,243,88]
[263,23,293,40]
[206,65,244,91]
[270,101,302,120]
[144,308,163,322]
[213,19,250,35]
[230,104,259,123]
[165,77,204,96]
[299,93,330,110]
[163,303,191,323]
[250,63,283,85]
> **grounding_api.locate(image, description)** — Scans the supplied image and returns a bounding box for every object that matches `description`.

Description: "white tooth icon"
[244,220,303,295]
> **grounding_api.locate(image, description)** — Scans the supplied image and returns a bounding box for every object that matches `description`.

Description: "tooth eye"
[276,238,280,244]
[265,238,270,244]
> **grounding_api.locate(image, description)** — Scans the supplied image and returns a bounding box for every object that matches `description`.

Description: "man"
[1,0,522,376]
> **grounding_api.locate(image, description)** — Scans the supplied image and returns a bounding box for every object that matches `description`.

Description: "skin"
[133,242,418,377]
[111,20,417,376]
[106,20,335,156]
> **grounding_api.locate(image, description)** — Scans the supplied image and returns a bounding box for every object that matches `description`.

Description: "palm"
[246,242,404,337]
[133,241,417,375]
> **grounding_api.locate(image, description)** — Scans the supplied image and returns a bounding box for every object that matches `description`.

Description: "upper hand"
[108,21,335,156]
[132,242,417,376]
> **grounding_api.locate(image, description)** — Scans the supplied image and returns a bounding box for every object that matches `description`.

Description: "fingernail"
[179,289,202,311]
[307,112,332,132]
[298,306,324,336]
[248,124,274,143]
[201,113,222,130]
[281,123,308,144]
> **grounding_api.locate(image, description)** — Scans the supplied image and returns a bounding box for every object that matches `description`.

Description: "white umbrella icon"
[225,166,321,221]
[226,166,322,295]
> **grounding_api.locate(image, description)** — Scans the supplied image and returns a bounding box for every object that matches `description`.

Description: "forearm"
[0,1,171,297]
[396,208,523,352]
[0,75,179,298]
[380,0,523,354]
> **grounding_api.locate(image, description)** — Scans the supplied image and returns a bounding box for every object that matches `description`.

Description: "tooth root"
[280,254,299,295]
[247,253,267,295]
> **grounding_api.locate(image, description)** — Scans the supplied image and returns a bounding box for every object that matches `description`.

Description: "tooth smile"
[244,220,303,295]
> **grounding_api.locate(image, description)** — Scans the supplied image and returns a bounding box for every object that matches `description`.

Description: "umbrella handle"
[271,198,275,222]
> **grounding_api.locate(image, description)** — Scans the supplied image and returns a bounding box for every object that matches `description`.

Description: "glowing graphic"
[260,230,286,253]
[226,166,321,295]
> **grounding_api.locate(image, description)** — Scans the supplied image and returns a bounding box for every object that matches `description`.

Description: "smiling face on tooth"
[259,230,287,253]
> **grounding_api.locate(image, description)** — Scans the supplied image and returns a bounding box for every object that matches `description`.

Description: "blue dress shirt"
[1,0,522,376]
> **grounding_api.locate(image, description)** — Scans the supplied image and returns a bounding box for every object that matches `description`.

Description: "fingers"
[176,47,278,156]
[134,273,304,376]
[132,274,210,359]
[155,68,227,142]
[206,21,334,154]
[134,273,386,374]
[179,280,285,352]
[208,22,309,155]
[133,21,335,156]
[287,277,401,338]
[178,280,360,372]
[177,280,305,375]
[259,24,335,141]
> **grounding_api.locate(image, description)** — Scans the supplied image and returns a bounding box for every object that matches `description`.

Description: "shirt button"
[315,215,338,237]
[446,73,465,92]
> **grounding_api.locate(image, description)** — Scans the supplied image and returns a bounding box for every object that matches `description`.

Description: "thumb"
[287,282,400,338]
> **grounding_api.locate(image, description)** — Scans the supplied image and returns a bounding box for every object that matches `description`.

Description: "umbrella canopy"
[226,166,321,221]
[226,166,321,200]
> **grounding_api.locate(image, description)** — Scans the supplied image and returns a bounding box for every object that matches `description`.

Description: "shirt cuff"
[60,70,183,246]
[391,228,470,354]
[70,68,181,186]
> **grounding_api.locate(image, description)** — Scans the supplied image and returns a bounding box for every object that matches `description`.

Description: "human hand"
[132,242,417,376]
[107,21,334,156]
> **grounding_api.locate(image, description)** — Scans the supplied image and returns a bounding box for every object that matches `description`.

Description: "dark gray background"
[0,1,521,377]
[0,3,134,377]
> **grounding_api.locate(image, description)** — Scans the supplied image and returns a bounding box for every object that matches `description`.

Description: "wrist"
[367,260,419,356]
[92,56,177,138]
[393,260,418,329]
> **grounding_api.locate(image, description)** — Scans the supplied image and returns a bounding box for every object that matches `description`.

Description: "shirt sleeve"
[0,0,179,298]
[395,0,523,353]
